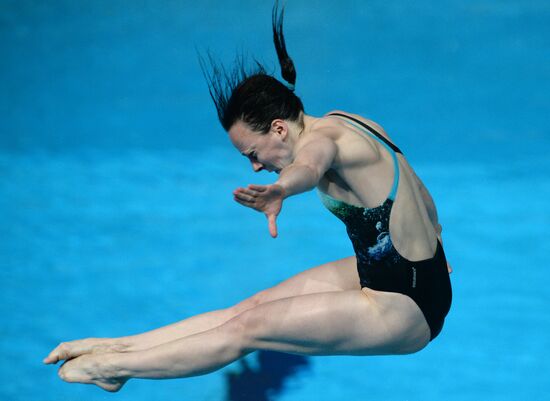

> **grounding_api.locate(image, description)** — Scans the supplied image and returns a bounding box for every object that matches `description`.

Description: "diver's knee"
[216,311,259,355]
[231,290,268,315]
[224,308,267,353]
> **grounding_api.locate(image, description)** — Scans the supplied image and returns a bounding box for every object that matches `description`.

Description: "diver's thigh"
[232,256,359,314]
[262,256,360,301]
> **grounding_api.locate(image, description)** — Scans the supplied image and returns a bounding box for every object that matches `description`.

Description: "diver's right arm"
[233,134,337,237]
[275,134,337,197]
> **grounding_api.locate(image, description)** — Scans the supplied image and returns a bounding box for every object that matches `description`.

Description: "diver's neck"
[286,113,317,152]
[301,114,317,134]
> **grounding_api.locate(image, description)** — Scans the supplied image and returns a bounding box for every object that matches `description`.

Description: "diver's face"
[228,120,292,173]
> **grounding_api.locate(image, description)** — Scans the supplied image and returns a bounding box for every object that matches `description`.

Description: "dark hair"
[199,1,304,133]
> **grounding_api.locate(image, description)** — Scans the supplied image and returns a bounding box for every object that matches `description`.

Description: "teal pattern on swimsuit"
[318,191,399,268]
[317,115,403,283]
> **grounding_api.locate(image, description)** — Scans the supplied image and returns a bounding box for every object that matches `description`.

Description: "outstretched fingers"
[233,186,267,210]
[247,184,267,192]
[233,188,256,203]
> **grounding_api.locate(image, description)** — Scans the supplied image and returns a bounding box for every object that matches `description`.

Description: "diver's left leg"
[45,255,359,365]
[57,289,430,391]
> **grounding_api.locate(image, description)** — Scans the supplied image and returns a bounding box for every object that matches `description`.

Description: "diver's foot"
[58,353,128,392]
[44,338,129,365]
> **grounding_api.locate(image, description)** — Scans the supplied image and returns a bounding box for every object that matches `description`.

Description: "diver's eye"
[249,152,258,161]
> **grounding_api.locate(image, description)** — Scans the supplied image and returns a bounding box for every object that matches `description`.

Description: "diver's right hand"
[233,183,285,238]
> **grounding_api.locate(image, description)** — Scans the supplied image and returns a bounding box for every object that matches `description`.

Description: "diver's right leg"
[44,255,359,364]
[134,254,360,345]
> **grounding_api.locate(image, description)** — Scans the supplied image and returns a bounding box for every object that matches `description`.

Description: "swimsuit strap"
[327,113,401,201]
[327,113,403,154]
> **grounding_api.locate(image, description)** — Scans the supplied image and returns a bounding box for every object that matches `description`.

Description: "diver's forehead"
[228,121,255,151]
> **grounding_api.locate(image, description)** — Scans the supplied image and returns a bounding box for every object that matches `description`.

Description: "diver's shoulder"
[323,110,389,137]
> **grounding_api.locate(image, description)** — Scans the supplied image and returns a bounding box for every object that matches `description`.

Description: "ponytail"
[200,1,304,133]
[272,0,297,91]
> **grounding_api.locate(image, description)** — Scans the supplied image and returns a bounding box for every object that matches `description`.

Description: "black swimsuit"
[319,113,452,341]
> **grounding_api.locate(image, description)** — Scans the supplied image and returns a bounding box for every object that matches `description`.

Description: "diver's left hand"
[233,184,285,238]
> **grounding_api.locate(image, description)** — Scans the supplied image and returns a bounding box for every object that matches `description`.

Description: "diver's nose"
[252,161,264,172]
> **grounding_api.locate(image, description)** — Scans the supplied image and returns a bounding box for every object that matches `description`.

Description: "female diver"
[44,2,452,392]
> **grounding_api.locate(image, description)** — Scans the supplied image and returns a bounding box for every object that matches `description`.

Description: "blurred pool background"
[1,1,549,400]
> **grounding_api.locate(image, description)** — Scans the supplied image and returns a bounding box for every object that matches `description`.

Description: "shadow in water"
[225,351,310,401]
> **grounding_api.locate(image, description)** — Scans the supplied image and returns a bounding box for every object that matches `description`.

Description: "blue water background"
[1,1,549,400]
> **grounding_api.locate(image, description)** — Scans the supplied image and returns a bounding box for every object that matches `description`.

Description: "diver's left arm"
[234,136,337,237]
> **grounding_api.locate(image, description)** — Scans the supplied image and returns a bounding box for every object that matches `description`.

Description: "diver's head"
[221,72,303,135]
[227,112,301,174]
[200,1,303,137]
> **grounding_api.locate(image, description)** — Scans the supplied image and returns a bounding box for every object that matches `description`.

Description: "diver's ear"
[270,119,288,140]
